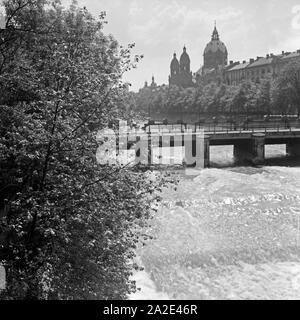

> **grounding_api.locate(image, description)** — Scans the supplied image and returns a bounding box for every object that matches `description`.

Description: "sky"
[4,0,300,91]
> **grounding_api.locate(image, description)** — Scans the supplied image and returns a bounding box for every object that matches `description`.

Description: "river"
[129,145,300,300]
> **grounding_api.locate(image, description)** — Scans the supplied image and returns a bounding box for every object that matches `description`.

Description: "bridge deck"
[126,128,300,142]
[207,129,300,145]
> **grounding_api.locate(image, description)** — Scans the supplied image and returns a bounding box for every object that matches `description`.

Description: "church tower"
[169,53,180,86]
[179,46,193,87]
[180,46,191,73]
[150,75,157,88]
[169,47,193,88]
[203,22,228,72]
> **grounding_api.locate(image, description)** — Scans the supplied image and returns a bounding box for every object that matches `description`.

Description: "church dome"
[204,25,227,55]
[171,53,180,68]
[203,24,228,70]
[204,40,227,54]
[180,46,190,64]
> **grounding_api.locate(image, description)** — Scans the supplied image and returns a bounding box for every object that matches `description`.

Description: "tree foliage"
[133,67,300,119]
[271,60,300,116]
[0,0,166,300]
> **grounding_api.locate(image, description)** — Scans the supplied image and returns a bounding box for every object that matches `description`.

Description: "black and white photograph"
[1,0,300,307]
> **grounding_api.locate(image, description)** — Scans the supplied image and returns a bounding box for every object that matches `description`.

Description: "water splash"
[132,149,300,299]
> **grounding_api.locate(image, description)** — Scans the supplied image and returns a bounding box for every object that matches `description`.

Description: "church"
[168,23,228,87]
[166,23,300,88]
[169,46,193,88]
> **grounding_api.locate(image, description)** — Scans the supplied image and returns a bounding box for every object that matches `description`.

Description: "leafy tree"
[271,60,300,116]
[257,77,271,115]
[241,81,259,116]
[0,0,166,300]
[133,75,276,119]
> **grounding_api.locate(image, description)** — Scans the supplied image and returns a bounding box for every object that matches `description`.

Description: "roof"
[180,47,190,63]
[180,52,190,63]
[171,56,179,68]
[227,62,250,71]
[281,52,300,60]
[247,57,274,68]
[204,40,227,54]
[223,50,300,74]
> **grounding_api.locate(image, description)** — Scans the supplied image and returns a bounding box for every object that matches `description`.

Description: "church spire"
[150,75,157,88]
[212,21,219,41]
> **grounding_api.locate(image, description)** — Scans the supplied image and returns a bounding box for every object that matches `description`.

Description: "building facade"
[142,24,300,89]
[164,24,300,88]
[225,51,300,85]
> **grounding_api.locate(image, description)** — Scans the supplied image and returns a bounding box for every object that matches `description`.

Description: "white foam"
[134,149,300,299]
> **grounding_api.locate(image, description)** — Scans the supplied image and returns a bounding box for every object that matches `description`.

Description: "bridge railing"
[202,121,300,134]
[144,120,300,134]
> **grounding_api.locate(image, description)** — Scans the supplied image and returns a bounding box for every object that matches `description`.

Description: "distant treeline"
[132,62,300,119]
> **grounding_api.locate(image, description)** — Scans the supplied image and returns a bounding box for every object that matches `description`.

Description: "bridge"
[118,120,300,168]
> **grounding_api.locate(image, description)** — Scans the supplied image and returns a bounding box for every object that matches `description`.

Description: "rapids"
[130,145,300,300]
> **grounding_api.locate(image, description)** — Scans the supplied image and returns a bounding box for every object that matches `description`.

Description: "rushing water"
[130,145,300,300]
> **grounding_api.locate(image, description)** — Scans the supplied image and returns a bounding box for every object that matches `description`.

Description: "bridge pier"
[204,136,210,168]
[286,139,300,157]
[252,133,266,165]
[184,133,209,168]
[184,132,195,166]
[234,134,265,165]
